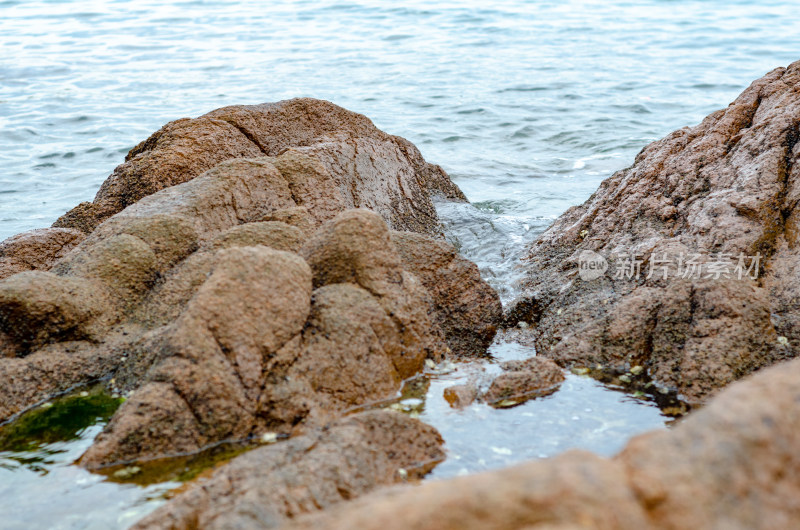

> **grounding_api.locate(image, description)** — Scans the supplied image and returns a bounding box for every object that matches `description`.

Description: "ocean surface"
[1,0,799,528]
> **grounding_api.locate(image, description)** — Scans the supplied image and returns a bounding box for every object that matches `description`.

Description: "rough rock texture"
[53,98,465,235]
[443,356,564,409]
[0,227,85,280]
[285,355,800,530]
[513,60,800,403]
[74,205,454,468]
[0,141,498,466]
[132,411,444,530]
[442,383,479,408]
[288,451,650,530]
[483,357,565,406]
[391,231,502,357]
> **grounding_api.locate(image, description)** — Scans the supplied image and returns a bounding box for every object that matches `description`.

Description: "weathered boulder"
[0,169,497,470]
[73,206,455,468]
[0,104,499,486]
[53,98,465,234]
[0,271,106,357]
[284,355,800,529]
[512,60,800,403]
[0,227,85,280]
[391,231,502,357]
[132,411,444,530]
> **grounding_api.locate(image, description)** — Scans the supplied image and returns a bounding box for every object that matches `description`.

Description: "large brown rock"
[0,104,500,499]
[0,145,498,470]
[53,98,464,234]
[512,60,800,403]
[284,355,800,530]
[287,451,651,530]
[76,207,453,468]
[132,411,444,530]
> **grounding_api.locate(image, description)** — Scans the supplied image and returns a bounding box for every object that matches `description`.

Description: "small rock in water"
[400,398,424,410]
[571,366,590,376]
[113,466,141,480]
[630,365,644,375]
[443,383,478,409]
[619,374,632,384]
[79,391,89,397]
[426,360,456,375]
[260,432,278,444]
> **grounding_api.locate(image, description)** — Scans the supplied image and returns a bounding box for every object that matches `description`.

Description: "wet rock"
[513,60,800,403]
[443,357,565,409]
[132,411,444,530]
[283,355,800,530]
[391,231,502,357]
[0,227,85,280]
[483,357,565,407]
[54,98,465,234]
[442,383,478,409]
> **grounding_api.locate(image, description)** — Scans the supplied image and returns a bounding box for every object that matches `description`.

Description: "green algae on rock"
[0,385,123,453]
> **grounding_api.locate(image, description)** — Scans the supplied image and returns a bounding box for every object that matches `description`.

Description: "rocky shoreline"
[1,62,800,528]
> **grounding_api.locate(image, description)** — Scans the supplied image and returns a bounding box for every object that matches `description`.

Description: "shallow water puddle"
[417,341,670,479]
[0,387,177,529]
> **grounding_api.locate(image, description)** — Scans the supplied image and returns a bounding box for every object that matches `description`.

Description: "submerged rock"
[442,382,479,409]
[512,60,800,403]
[283,354,800,529]
[0,104,500,469]
[132,411,444,530]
